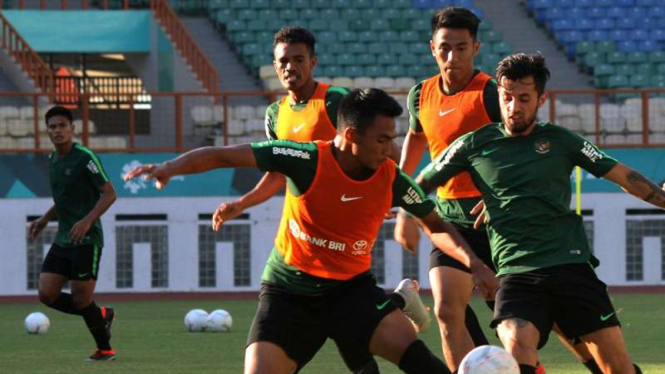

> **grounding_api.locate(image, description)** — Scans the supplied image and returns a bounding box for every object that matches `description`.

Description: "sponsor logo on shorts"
[600,312,615,321]
[376,300,391,310]
[78,272,89,278]
[272,147,311,160]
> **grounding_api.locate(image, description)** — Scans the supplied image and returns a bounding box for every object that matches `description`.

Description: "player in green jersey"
[28,106,117,361]
[415,53,652,374]
[124,88,498,374]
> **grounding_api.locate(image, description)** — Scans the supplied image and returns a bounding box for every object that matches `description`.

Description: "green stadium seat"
[410,65,430,79]
[344,66,365,78]
[412,19,429,31]
[386,65,406,78]
[593,64,614,77]
[291,0,310,6]
[354,0,372,8]
[595,41,615,54]
[324,66,343,77]
[270,0,290,8]
[583,52,606,69]
[331,0,350,8]
[615,64,636,76]
[341,8,362,20]
[257,9,278,20]
[373,0,393,8]
[247,20,267,31]
[393,0,411,8]
[279,9,297,20]
[481,53,502,70]
[403,8,422,19]
[576,41,594,56]
[250,0,269,8]
[301,9,319,20]
[321,9,340,20]
[389,43,409,55]
[238,9,257,20]
[317,53,335,66]
[232,31,255,44]
[348,20,368,31]
[266,19,282,32]
[216,9,236,25]
[380,31,399,42]
[362,9,381,20]
[649,51,665,64]
[242,43,262,56]
[327,43,346,54]
[492,42,512,55]
[309,19,329,32]
[251,54,272,68]
[338,31,359,42]
[207,0,228,12]
[479,20,493,31]
[226,20,246,31]
[608,75,630,88]
[317,31,337,43]
[410,42,430,54]
[399,54,418,66]
[336,54,357,66]
[382,8,400,19]
[630,74,650,88]
[290,19,309,28]
[400,31,419,42]
[627,52,648,64]
[366,65,386,78]
[419,53,433,65]
[330,20,349,31]
[368,42,384,54]
[651,75,665,87]
[377,53,393,65]
[348,43,368,54]
[311,0,327,7]
[315,44,327,54]
[358,54,377,66]
[229,0,245,8]
[419,31,431,42]
[636,63,654,75]
[658,63,665,75]
[371,19,390,31]
[389,19,412,31]
[358,30,376,42]
[481,30,502,43]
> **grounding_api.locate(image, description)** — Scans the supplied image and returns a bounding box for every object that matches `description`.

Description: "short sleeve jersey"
[251,140,435,294]
[49,143,110,248]
[420,123,618,276]
[265,84,350,141]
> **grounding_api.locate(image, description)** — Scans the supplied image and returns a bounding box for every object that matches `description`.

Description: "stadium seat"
[608,75,630,88]
[607,51,626,64]
[368,42,384,54]
[348,20,367,32]
[595,18,614,30]
[250,0,269,8]
[377,53,393,65]
[358,30,376,42]
[615,64,636,76]
[596,41,616,54]
[390,43,410,55]
[636,62,654,75]
[357,54,377,65]
[344,66,365,78]
[380,31,400,42]
[362,9,382,20]
[324,66,344,77]
[331,0,351,8]
[336,54,357,66]
[399,54,418,66]
[627,52,648,64]
[270,0,290,8]
[321,9,340,19]
[365,65,387,78]
[300,9,319,20]
[638,41,660,52]
[650,51,665,63]
[630,74,650,88]
[617,40,638,53]
[352,77,373,89]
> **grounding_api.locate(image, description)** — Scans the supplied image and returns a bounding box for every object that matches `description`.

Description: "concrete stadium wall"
[0,194,663,296]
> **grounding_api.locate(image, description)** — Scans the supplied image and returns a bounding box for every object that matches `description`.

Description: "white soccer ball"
[459,345,519,374]
[206,309,233,332]
[25,312,50,334]
[184,309,209,332]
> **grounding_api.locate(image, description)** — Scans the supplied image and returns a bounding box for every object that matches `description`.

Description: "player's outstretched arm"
[212,172,285,231]
[69,182,116,245]
[416,210,498,299]
[28,204,57,239]
[123,145,257,189]
[603,163,665,209]
[399,128,428,175]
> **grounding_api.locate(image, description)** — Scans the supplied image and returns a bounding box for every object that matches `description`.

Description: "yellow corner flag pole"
[575,166,582,215]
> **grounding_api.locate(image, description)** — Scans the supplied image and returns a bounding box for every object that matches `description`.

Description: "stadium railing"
[0,88,663,153]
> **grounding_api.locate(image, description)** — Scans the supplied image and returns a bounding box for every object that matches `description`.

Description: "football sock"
[519,364,537,374]
[398,340,451,374]
[80,301,111,350]
[48,293,82,315]
[388,293,406,309]
[465,305,489,346]
[583,359,603,374]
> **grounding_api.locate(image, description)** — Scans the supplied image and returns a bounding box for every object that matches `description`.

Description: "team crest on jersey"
[533,139,551,154]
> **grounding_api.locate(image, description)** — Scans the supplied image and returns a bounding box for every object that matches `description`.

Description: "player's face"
[46,115,74,146]
[273,42,317,92]
[498,76,547,135]
[351,114,396,170]
[430,28,479,82]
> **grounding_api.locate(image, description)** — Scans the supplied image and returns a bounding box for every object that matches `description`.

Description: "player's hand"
[122,162,171,190]
[394,211,420,254]
[212,200,245,231]
[470,261,499,300]
[69,219,92,245]
[470,200,488,230]
[28,218,47,240]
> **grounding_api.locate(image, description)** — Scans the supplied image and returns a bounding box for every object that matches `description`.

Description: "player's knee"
[38,288,58,306]
[434,298,465,326]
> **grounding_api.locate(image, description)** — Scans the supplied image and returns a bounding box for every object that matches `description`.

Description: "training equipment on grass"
[459,345,519,374]
[206,309,233,332]
[184,309,209,332]
[24,312,50,334]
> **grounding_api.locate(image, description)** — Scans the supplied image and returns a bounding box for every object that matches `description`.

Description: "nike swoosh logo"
[481,149,496,157]
[341,194,363,202]
[293,123,306,133]
[376,300,391,310]
[439,108,455,117]
[600,312,615,321]
[78,273,89,278]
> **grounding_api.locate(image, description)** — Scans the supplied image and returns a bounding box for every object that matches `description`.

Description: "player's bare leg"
[497,318,540,368]
[244,342,297,374]
[581,326,636,374]
[38,272,68,306]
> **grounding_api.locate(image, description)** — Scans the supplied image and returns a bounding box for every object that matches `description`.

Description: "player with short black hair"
[124,88,497,374]
[30,106,117,361]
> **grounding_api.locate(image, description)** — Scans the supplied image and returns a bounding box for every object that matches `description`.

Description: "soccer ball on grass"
[459,345,519,374]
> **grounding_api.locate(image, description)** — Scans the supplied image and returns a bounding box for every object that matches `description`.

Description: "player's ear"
[537,92,548,108]
[343,126,356,143]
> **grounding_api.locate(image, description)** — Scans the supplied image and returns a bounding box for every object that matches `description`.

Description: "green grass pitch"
[1,293,663,373]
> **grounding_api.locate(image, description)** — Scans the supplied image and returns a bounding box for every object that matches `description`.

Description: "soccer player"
[414,53,648,374]
[28,106,117,361]
[393,7,502,372]
[124,88,497,374]
[212,26,429,337]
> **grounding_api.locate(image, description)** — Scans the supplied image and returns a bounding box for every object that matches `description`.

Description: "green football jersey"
[251,140,435,294]
[421,122,618,276]
[49,143,110,248]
